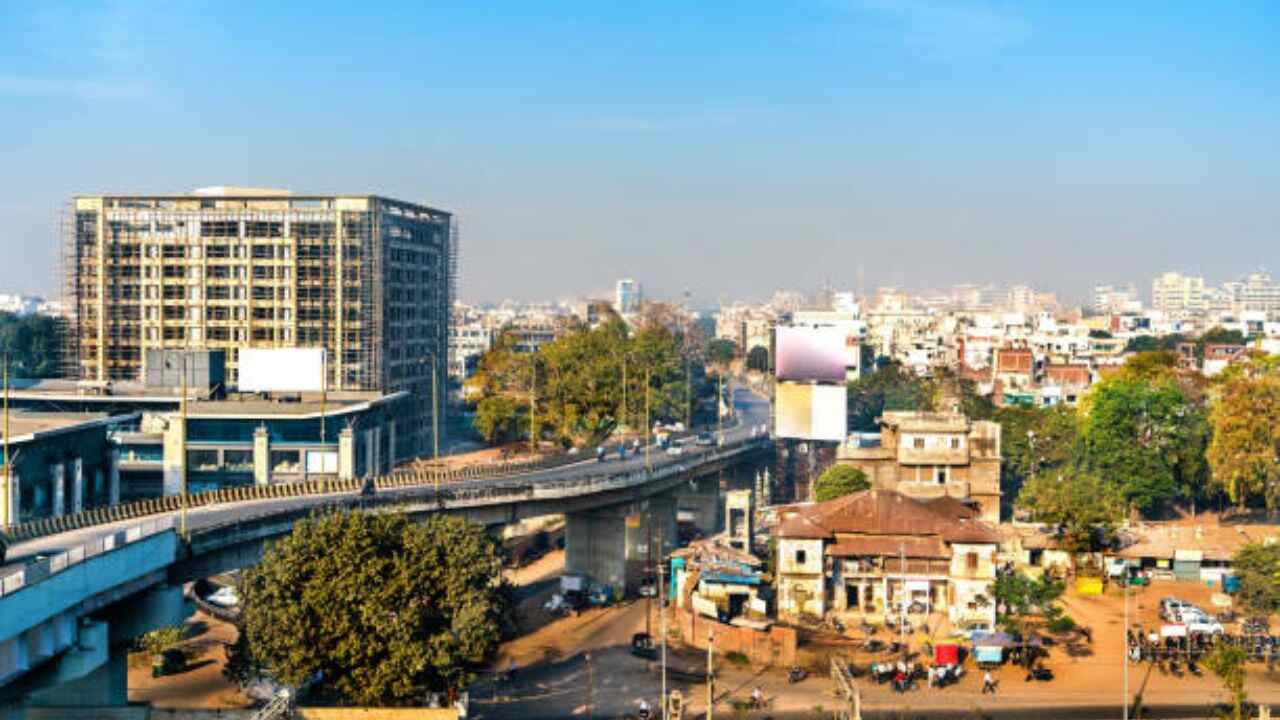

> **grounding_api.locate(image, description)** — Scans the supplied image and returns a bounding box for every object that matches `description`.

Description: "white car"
[666,446,684,456]
[1187,616,1225,635]
[207,585,240,608]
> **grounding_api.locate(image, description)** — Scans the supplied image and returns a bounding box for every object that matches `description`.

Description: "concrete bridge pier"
[564,494,677,597]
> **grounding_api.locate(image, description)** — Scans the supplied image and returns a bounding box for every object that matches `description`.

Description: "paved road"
[2,384,770,574]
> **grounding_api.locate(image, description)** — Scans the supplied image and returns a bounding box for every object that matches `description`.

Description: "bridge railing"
[184,436,773,545]
[1,433,771,548]
[0,516,175,599]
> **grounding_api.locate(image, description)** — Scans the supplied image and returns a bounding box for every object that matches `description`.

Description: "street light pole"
[645,367,652,472]
[657,523,668,719]
[1123,574,1129,720]
[706,631,715,720]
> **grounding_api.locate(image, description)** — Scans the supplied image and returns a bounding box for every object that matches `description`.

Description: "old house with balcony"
[774,490,998,627]
[835,411,1001,522]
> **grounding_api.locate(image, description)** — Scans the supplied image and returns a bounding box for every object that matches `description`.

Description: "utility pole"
[529,359,537,456]
[646,515,653,638]
[180,355,189,540]
[658,523,668,719]
[706,631,715,720]
[645,367,652,472]
[2,354,9,527]
[1123,572,1129,720]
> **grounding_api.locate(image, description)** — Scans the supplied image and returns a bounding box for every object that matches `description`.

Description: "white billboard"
[775,326,846,383]
[238,348,326,393]
[775,382,847,442]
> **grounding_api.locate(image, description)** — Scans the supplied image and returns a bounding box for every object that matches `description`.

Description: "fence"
[0,516,175,599]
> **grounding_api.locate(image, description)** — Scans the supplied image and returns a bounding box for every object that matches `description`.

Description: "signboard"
[238,348,326,393]
[776,383,847,441]
[775,326,846,383]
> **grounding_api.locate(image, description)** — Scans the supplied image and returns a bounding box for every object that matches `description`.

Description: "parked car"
[1160,597,1195,621]
[666,446,684,456]
[1187,617,1225,635]
[695,433,715,446]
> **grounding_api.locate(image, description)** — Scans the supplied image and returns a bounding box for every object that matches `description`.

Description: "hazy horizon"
[1,2,1276,306]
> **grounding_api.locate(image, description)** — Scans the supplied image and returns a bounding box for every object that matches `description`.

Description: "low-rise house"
[671,539,766,625]
[1112,522,1280,583]
[835,411,1001,522]
[774,490,999,627]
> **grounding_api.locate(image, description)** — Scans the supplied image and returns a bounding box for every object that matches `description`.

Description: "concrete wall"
[675,607,796,666]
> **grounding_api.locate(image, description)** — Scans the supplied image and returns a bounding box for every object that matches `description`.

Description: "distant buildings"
[1092,283,1142,315]
[615,278,642,315]
[1151,272,1206,316]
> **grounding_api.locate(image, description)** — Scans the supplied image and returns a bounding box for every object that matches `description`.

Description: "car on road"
[666,446,684,456]
[694,433,714,446]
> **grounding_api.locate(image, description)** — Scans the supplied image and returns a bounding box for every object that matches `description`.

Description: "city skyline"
[1,2,1278,304]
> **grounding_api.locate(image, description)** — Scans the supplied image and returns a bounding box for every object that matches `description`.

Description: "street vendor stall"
[972,631,1016,666]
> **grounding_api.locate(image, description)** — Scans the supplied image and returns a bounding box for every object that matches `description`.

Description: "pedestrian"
[927,665,936,688]
[982,671,996,694]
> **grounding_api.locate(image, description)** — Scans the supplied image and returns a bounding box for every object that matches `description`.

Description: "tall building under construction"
[62,187,456,459]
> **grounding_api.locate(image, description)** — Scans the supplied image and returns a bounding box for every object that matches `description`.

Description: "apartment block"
[63,187,455,460]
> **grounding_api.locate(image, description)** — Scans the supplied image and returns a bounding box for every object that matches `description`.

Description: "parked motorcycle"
[787,666,808,684]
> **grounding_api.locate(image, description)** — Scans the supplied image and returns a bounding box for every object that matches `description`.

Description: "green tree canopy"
[993,572,1065,636]
[813,465,870,502]
[993,404,1078,503]
[1207,352,1280,511]
[467,319,706,446]
[1230,542,1280,615]
[232,512,509,705]
[1078,373,1207,514]
[846,362,933,432]
[0,312,62,378]
[1015,470,1127,551]
[705,338,738,368]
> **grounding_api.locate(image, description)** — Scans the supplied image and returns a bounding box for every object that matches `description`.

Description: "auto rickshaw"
[631,632,657,660]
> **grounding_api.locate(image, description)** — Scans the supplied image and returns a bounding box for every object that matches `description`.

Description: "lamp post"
[706,630,715,720]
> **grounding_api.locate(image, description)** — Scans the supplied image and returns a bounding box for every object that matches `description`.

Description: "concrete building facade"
[63,188,454,460]
[835,411,1002,523]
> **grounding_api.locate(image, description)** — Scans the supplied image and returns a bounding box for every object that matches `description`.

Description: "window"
[950,437,961,450]
[795,549,807,566]
[936,467,948,484]
[913,437,924,449]
[966,552,978,571]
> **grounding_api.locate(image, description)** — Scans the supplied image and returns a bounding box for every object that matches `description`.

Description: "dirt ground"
[127,610,252,709]
[695,577,1280,716]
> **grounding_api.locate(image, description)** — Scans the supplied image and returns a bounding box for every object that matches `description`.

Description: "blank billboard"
[776,326,846,383]
[776,383,847,441]
[238,348,326,392]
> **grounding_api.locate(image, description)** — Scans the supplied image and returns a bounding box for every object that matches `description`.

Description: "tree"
[1230,542,1280,615]
[813,465,870,502]
[705,338,738,368]
[0,312,62,378]
[1207,352,1280,511]
[232,512,509,705]
[1204,643,1248,720]
[993,572,1065,636]
[745,345,770,374]
[1015,470,1127,551]
[846,362,933,432]
[994,404,1078,503]
[1078,373,1206,514]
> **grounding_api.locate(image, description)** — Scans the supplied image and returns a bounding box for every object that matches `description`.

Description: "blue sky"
[1,1,1277,305]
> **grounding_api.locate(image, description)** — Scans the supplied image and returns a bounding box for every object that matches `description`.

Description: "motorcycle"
[788,666,808,684]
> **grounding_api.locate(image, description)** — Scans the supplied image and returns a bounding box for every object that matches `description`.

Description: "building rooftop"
[775,489,998,546]
[5,411,132,444]
[879,411,972,433]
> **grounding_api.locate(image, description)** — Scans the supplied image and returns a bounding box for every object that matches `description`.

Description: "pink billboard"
[775,326,847,383]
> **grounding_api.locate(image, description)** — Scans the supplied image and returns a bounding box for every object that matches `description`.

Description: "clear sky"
[1,1,1277,305]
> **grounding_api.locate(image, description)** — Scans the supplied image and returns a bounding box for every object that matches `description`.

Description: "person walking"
[982,671,997,694]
